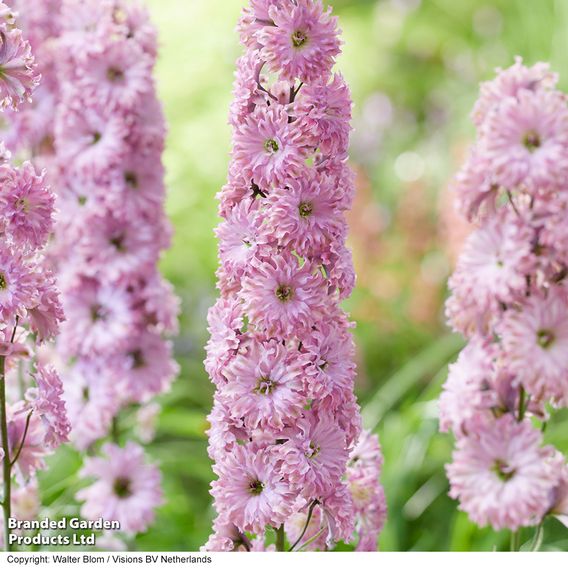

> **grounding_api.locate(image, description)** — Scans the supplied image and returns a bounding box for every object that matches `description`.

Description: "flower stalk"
[203,0,386,552]
[441,57,568,545]
[0,3,69,552]
[7,0,179,543]
[0,355,11,550]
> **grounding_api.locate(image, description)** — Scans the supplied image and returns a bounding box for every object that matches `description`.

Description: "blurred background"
[41,0,568,552]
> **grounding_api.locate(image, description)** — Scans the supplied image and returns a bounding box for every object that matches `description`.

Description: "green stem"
[0,356,12,551]
[9,318,18,344]
[510,530,520,552]
[298,527,325,552]
[518,387,526,421]
[507,190,521,217]
[289,499,318,552]
[276,525,285,552]
[111,416,120,443]
[17,360,24,402]
[10,411,32,467]
[237,530,252,552]
[530,522,544,552]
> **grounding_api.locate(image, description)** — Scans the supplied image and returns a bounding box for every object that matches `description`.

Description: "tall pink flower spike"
[0,1,69,550]
[441,58,568,536]
[203,0,386,552]
[7,0,180,540]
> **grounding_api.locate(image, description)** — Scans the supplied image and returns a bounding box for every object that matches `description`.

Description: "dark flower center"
[124,171,138,188]
[113,476,132,499]
[291,29,308,48]
[90,303,106,322]
[78,195,87,206]
[107,67,125,82]
[275,284,294,302]
[248,479,264,495]
[131,349,146,369]
[537,328,555,349]
[264,138,279,154]
[307,441,321,459]
[522,130,541,152]
[92,131,102,145]
[38,134,55,155]
[299,201,314,218]
[0,271,7,290]
[82,386,90,402]
[16,197,30,212]
[254,376,276,395]
[110,234,126,252]
[492,459,516,482]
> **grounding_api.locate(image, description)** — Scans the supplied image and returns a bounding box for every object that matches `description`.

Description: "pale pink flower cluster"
[204,0,385,552]
[0,1,38,110]
[8,0,176,537]
[4,0,61,172]
[77,442,163,535]
[347,431,387,551]
[282,431,387,552]
[0,3,69,536]
[0,480,42,547]
[442,58,568,532]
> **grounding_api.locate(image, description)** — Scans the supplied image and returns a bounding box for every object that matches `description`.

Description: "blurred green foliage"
[38,0,568,552]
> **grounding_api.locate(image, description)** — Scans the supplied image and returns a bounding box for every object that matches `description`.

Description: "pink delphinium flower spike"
[442,58,568,537]
[8,0,180,542]
[204,0,385,552]
[0,6,68,550]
